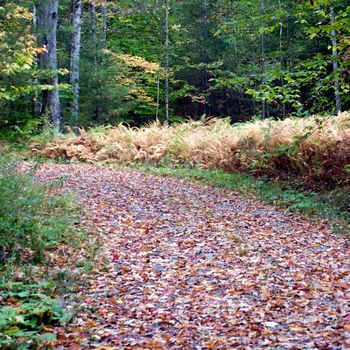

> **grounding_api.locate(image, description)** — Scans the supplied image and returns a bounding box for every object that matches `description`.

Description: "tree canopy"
[0,0,349,134]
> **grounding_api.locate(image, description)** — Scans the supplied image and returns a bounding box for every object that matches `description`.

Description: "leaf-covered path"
[38,163,350,349]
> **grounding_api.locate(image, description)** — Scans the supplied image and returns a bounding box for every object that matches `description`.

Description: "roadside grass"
[0,155,99,349]
[0,159,77,263]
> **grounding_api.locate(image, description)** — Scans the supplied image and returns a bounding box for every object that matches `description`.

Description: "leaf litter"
[35,163,350,349]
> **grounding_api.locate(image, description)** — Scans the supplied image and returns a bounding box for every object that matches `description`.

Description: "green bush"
[0,156,76,263]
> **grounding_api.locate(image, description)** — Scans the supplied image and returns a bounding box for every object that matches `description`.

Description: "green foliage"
[0,282,73,349]
[78,50,132,126]
[0,156,77,263]
[0,155,82,348]
[0,3,35,98]
[1,0,350,131]
[0,2,37,131]
[244,0,350,116]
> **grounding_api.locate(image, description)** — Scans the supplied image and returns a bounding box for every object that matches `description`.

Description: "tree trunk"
[91,0,98,63]
[101,1,107,49]
[165,0,170,123]
[260,0,266,119]
[70,0,82,122]
[330,5,341,115]
[202,0,209,115]
[39,0,61,131]
[278,0,286,118]
[33,4,41,117]
[156,0,162,121]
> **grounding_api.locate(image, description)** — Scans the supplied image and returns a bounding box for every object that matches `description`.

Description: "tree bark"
[202,0,209,115]
[91,0,98,63]
[39,0,61,131]
[33,4,41,116]
[156,0,162,121]
[260,0,266,119]
[278,0,286,118]
[330,5,341,115]
[70,0,82,122]
[165,0,170,123]
[101,1,107,49]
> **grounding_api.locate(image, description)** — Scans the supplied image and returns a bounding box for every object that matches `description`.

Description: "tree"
[38,0,61,131]
[330,5,341,114]
[101,0,108,49]
[164,0,170,122]
[70,0,82,121]
[1,0,349,135]
[260,0,266,118]
[0,2,37,133]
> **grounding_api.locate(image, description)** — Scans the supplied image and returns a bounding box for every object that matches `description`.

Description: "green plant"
[0,156,77,263]
[0,282,73,349]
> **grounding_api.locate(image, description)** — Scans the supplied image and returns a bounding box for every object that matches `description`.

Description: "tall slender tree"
[33,4,41,116]
[101,1,108,49]
[165,0,170,123]
[330,5,341,115]
[260,0,266,118]
[70,0,82,121]
[156,0,162,121]
[278,0,286,117]
[38,0,61,131]
[91,0,98,64]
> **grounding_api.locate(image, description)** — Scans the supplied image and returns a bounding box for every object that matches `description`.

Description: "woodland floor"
[37,163,350,350]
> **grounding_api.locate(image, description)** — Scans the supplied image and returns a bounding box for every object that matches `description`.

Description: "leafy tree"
[0,2,36,134]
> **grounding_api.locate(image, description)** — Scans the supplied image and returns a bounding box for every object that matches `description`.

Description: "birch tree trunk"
[165,0,170,123]
[330,5,341,115]
[39,0,61,131]
[70,0,82,121]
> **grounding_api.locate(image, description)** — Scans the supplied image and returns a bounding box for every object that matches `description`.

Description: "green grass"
[0,157,78,263]
[0,155,84,348]
[133,164,349,234]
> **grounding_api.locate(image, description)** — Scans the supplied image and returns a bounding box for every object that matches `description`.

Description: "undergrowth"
[0,159,76,263]
[0,282,73,349]
[31,113,350,189]
[26,113,350,233]
[0,155,96,349]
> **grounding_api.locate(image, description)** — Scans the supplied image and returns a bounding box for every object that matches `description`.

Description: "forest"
[0,0,350,348]
[1,0,350,130]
